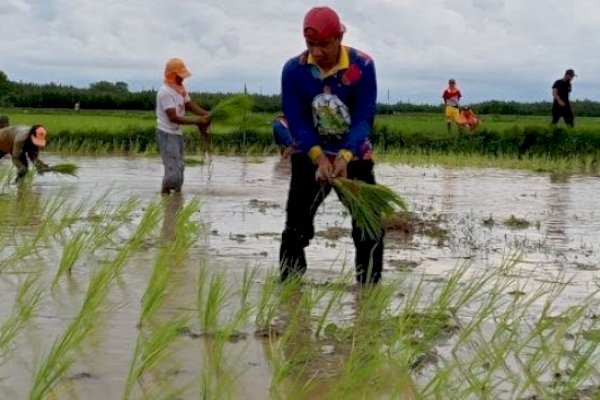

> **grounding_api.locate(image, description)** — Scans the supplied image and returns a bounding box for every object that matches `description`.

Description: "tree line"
[2,71,600,116]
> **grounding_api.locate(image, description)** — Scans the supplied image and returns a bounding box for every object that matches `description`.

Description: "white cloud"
[0,0,598,103]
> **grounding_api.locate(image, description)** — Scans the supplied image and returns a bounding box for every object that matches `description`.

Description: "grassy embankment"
[4,108,600,173]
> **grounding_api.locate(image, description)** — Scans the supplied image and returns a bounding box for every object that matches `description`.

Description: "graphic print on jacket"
[311,85,351,142]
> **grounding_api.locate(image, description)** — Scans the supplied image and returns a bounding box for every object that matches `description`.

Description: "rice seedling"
[30,258,118,399]
[51,228,88,288]
[183,157,205,166]
[47,163,78,176]
[30,201,165,400]
[254,274,283,333]
[332,177,408,240]
[123,316,188,400]
[0,275,43,364]
[199,273,228,334]
[208,95,254,122]
[123,198,201,399]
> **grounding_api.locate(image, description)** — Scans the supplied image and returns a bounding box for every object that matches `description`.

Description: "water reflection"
[0,183,44,231]
[160,192,183,243]
[545,174,570,251]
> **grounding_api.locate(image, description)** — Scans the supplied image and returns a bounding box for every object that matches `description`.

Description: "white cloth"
[155,84,191,135]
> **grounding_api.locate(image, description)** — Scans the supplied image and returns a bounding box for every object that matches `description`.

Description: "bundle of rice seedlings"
[332,178,408,240]
[184,157,205,166]
[208,95,254,122]
[49,163,78,176]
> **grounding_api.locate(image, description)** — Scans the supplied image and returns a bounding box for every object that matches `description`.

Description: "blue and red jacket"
[281,46,376,162]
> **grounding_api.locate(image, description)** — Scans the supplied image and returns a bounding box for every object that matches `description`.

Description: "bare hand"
[315,155,333,182]
[558,100,566,107]
[332,157,348,179]
[198,125,209,140]
[197,116,211,128]
[281,146,295,159]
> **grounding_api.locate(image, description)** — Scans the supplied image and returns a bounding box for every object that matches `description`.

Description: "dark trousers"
[552,105,574,127]
[279,154,384,284]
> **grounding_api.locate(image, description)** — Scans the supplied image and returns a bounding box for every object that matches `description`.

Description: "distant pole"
[387,89,390,104]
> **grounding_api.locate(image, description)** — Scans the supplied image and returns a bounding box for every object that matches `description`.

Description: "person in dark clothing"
[551,69,576,127]
[279,6,382,284]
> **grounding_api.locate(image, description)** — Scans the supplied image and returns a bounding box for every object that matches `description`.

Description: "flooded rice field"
[1,155,600,399]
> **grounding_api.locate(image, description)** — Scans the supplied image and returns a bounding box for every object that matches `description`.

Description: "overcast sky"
[1,0,598,104]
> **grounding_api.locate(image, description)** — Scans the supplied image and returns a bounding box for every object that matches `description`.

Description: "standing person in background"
[442,79,462,133]
[156,57,211,195]
[0,115,9,129]
[0,125,50,182]
[279,6,382,284]
[551,69,576,128]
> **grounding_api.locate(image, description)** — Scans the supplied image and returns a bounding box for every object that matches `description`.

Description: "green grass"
[4,107,600,175]
[375,112,600,132]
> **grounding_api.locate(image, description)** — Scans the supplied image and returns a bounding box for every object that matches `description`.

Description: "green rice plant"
[199,274,228,334]
[123,198,201,399]
[0,194,71,271]
[208,95,254,122]
[0,275,43,364]
[314,285,347,339]
[332,177,408,240]
[83,195,139,253]
[183,157,205,166]
[30,257,117,399]
[254,274,284,332]
[48,163,78,176]
[51,228,88,288]
[239,266,259,306]
[30,201,164,399]
[122,316,188,400]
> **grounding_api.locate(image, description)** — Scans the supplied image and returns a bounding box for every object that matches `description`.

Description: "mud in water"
[0,155,599,399]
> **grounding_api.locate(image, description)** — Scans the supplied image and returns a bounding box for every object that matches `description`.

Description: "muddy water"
[1,155,599,399]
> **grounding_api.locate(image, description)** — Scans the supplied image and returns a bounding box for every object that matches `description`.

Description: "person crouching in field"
[456,106,480,132]
[156,58,211,195]
[442,79,462,133]
[0,125,50,182]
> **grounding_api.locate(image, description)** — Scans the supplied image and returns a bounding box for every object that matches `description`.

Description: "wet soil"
[0,155,599,399]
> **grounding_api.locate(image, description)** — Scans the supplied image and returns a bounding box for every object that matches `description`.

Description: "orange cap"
[32,126,47,148]
[164,58,191,79]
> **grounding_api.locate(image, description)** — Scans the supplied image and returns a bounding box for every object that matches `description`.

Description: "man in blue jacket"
[279,6,382,284]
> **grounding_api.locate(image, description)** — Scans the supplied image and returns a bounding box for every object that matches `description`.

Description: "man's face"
[565,74,574,82]
[305,35,342,69]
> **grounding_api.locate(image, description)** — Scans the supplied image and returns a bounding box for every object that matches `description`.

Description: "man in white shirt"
[156,58,210,194]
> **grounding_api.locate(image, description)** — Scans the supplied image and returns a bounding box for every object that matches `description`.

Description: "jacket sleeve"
[11,136,27,173]
[281,60,321,155]
[344,59,377,156]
